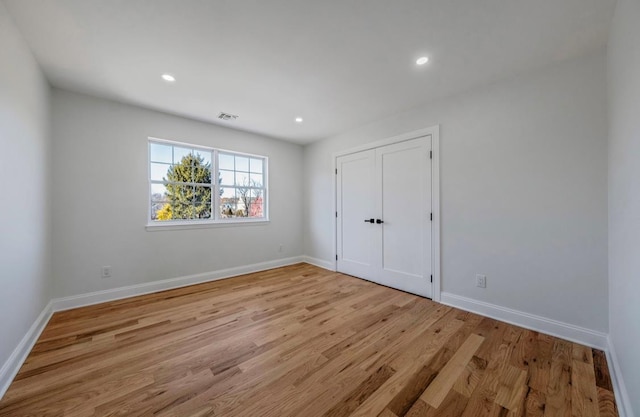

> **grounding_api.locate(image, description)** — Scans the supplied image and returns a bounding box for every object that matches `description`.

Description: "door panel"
[336,150,377,279]
[336,136,432,298]
[378,138,432,297]
[380,147,422,275]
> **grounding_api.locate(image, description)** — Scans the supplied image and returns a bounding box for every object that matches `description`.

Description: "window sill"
[146,218,270,231]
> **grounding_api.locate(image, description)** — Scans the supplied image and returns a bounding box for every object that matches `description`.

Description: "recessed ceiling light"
[416,56,429,66]
[161,73,176,82]
[295,117,303,123]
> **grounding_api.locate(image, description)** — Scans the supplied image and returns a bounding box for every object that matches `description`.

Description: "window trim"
[146,137,269,229]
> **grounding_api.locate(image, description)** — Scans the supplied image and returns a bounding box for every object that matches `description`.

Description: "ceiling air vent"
[218,112,239,121]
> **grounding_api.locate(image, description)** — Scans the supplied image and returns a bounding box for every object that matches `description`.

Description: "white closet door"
[336,136,432,298]
[376,137,432,297]
[336,149,377,280]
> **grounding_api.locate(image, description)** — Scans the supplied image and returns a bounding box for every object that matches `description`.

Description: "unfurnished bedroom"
[0,1,638,416]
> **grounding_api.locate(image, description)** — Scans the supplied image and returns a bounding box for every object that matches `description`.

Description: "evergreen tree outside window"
[149,139,267,225]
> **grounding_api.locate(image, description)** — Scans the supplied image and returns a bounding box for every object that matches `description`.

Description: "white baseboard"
[440,292,608,350]
[51,256,305,312]
[0,301,54,399]
[302,256,335,271]
[606,336,633,417]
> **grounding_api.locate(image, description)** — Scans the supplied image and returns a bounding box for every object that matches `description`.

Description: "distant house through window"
[148,138,268,225]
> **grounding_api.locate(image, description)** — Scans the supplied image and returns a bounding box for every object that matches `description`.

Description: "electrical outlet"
[278,244,284,253]
[476,274,486,288]
[102,266,112,278]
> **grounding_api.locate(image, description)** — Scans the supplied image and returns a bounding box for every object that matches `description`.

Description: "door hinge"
[430,212,433,221]
[336,211,338,218]
[430,150,432,159]
[430,274,433,283]
[336,254,338,260]
[335,168,338,174]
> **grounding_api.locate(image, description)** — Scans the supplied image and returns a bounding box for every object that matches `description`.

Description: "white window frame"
[146,137,269,230]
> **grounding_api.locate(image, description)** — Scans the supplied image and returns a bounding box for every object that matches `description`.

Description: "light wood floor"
[0,263,618,417]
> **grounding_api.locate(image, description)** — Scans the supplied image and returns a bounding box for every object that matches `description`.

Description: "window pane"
[248,189,264,218]
[173,147,193,164]
[152,202,173,221]
[150,143,172,163]
[220,187,236,199]
[167,163,195,183]
[219,153,234,170]
[195,206,212,219]
[169,203,193,220]
[150,163,171,181]
[193,185,212,202]
[235,156,249,172]
[220,170,234,186]
[193,185,212,219]
[195,150,212,167]
[151,183,168,201]
[235,188,248,217]
[250,173,263,187]
[193,162,211,185]
[165,184,191,202]
[235,171,249,186]
[250,158,263,173]
[220,187,237,218]
[151,182,171,222]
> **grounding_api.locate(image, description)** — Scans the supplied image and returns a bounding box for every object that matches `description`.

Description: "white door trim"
[332,125,441,302]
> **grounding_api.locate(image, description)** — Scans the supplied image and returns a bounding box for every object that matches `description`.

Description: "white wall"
[51,89,303,297]
[607,0,640,414]
[304,52,608,333]
[0,2,52,367]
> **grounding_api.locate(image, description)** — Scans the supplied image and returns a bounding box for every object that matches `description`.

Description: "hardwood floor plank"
[597,386,619,417]
[385,313,483,416]
[322,364,396,417]
[571,346,599,417]
[527,333,554,393]
[592,349,614,391]
[459,321,521,417]
[385,364,437,416]
[407,390,469,417]
[523,387,546,417]
[0,264,620,417]
[420,333,485,408]
[494,364,528,411]
[461,387,498,417]
[544,339,572,417]
[357,303,449,373]
[285,309,456,417]
[452,355,488,398]
[348,313,466,417]
[379,408,400,417]
[405,399,432,417]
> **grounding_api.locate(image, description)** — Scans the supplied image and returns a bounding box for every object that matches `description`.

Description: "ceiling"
[4,0,616,144]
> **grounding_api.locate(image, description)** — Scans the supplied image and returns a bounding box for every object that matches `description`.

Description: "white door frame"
[332,125,441,302]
